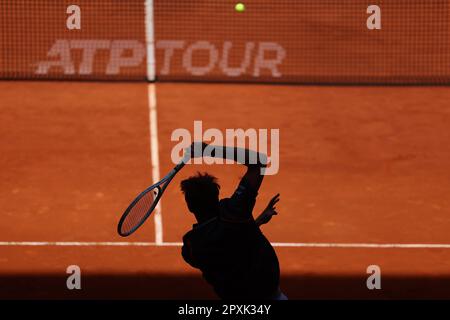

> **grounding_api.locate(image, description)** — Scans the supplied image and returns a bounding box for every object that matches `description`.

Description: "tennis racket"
[117,160,186,237]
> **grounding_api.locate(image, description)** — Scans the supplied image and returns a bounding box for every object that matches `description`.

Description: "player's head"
[180,172,220,221]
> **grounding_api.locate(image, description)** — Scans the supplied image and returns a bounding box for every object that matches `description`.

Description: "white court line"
[145,0,161,243]
[148,84,163,245]
[144,0,156,81]
[1,242,450,248]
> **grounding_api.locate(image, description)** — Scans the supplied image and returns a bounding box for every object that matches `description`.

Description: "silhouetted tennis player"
[180,142,287,300]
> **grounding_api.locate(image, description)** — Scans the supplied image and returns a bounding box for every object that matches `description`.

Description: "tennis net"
[1,0,450,84]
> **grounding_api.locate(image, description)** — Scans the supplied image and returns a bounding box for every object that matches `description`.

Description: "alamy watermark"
[66,265,82,290]
[366,265,381,290]
[171,121,279,175]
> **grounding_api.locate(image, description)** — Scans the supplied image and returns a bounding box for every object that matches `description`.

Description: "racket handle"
[174,161,186,172]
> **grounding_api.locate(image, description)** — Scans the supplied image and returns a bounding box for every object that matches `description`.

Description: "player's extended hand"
[182,142,209,162]
[255,193,280,226]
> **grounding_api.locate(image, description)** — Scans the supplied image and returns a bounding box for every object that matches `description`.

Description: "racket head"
[118,184,163,237]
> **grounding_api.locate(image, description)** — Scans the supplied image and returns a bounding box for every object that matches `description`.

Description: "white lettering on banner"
[220,41,255,77]
[35,40,75,75]
[106,40,146,75]
[70,40,110,75]
[182,41,219,76]
[253,42,286,78]
[156,40,185,75]
[35,40,286,78]
[35,40,145,75]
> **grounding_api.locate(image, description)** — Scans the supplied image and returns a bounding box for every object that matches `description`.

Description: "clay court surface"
[1,81,450,299]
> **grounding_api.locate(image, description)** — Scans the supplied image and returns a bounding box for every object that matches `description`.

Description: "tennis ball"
[235,3,245,12]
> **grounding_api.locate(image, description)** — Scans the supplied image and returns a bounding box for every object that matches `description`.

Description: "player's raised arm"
[187,142,268,192]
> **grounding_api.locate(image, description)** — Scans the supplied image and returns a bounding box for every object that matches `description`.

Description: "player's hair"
[180,172,220,217]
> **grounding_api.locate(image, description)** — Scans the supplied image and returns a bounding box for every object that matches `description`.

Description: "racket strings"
[121,189,158,235]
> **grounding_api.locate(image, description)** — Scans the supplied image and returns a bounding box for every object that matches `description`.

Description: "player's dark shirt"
[181,178,280,299]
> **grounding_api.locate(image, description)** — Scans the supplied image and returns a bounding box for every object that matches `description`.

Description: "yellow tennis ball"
[235,3,245,12]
